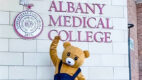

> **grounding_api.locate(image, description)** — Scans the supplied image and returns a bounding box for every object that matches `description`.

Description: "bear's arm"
[50,36,60,66]
[77,72,85,80]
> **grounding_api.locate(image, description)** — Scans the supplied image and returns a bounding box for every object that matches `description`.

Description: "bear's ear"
[63,42,71,48]
[83,50,90,58]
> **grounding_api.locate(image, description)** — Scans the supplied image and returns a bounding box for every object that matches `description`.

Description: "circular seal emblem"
[14,10,43,39]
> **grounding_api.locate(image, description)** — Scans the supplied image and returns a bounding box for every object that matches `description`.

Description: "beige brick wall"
[0,0,129,80]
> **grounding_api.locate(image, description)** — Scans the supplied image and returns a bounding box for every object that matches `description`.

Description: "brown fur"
[50,36,90,80]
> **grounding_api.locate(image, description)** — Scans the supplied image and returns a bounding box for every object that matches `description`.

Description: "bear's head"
[62,42,90,68]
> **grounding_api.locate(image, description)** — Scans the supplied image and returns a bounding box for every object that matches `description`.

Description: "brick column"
[128,0,139,80]
[137,3,142,80]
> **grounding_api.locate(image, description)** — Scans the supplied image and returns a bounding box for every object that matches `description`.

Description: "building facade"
[128,0,139,80]
[128,0,142,80]
[0,0,131,80]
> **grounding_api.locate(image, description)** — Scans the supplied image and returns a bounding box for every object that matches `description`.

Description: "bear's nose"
[66,58,75,66]
[68,61,71,63]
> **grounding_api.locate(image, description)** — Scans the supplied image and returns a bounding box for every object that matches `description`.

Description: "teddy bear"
[50,36,90,80]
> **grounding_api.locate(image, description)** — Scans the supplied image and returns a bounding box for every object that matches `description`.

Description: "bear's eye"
[74,57,78,60]
[67,52,70,56]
